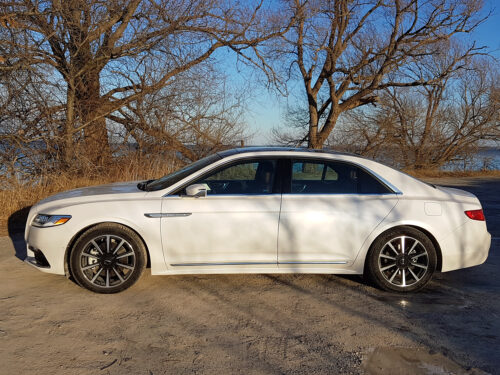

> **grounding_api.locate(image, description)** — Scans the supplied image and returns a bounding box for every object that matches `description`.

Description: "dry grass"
[0,155,180,236]
[404,169,500,178]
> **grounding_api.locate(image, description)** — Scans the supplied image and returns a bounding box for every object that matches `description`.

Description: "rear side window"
[290,160,392,195]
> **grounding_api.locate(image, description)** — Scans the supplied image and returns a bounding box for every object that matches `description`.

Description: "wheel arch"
[363,224,443,274]
[64,221,151,278]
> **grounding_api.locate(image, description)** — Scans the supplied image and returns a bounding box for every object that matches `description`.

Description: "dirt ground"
[1,177,499,375]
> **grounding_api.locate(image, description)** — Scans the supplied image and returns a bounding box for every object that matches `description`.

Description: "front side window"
[194,159,277,195]
[146,153,221,191]
[291,160,391,194]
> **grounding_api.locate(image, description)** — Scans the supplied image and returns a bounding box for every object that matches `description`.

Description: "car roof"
[217,146,357,158]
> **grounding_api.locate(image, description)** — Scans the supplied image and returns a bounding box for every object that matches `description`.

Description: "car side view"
[24,148,491,293]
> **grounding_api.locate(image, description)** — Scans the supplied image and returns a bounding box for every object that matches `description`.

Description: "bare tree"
[272,0,486,148]
[0,33,66,182]
[338,53,500,169]
[1,0,292,167]
[108,64,248,162]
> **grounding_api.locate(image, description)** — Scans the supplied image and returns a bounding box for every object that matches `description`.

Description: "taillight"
[465,209,485,221]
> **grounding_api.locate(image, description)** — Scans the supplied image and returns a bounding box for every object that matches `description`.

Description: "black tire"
[365,227,437,292]
[69,223,147,293]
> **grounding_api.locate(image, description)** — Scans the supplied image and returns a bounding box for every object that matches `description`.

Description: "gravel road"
[1,177,499,375]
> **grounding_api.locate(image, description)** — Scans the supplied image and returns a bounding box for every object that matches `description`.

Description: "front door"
[161,158,281,268]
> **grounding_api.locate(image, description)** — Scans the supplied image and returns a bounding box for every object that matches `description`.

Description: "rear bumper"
[440,220,491,272]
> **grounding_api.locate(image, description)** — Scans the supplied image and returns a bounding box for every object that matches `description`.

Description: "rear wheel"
[70,223,147,293]
[366,227,437,292]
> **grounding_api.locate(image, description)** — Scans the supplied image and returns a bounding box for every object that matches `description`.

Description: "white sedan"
[24,148,491,293]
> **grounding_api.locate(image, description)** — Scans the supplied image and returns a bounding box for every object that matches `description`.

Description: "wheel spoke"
[82,253,98,259]
[401,236,406,254]
[106,269,110,287]
[113,267,124,283]
[112,239,125,255]
[389,269,399,282]
[408,240,419,254]
[106,235,111,253]
[91,240,103,255]
[116,251,134,260]
[411,253,427,260]
[411,263,428,270]
[82,263,99,271]
[380,254,396,260]
[408,267,421,281]
[116,262,134,270]
[401,269,406,286]
[387,242,399,255]
[380,263,396,271]
[90,268,103,283]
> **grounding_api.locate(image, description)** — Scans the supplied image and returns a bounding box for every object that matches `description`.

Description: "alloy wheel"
[79,234,136,288]
[377,235,429,288]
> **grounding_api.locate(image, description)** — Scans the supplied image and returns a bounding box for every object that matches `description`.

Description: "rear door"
[277,159,398,266]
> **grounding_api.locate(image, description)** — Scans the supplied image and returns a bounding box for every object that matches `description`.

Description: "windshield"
[145,153,221,191]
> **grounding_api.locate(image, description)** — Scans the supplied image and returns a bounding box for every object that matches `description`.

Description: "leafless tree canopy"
[271,0,487,149]
[108,65,248,162]
[339,54,499,169]
[0,0,292,174]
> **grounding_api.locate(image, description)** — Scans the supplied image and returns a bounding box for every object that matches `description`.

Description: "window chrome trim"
[289,157,402,195]
[368,172,402,195]
[159,152,403,197]
[163,193,282,199]
[164,156,283,197]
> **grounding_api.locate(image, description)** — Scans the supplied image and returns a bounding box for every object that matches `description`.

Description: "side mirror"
[185,183,208,198]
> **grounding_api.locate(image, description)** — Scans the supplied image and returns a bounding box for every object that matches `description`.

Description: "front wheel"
[70,223,147,293]
[366,227,437,292]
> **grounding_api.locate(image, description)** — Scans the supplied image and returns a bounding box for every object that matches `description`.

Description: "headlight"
[32,214,72,228]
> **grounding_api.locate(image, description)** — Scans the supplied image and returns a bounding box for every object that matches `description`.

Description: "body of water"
[443,148,500,171]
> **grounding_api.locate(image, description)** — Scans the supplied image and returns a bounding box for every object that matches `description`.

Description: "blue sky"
[242,0,500,145]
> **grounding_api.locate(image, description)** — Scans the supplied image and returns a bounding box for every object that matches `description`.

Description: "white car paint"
[277,194,398,267]
[24,148,491,282]
[161,194,281,266]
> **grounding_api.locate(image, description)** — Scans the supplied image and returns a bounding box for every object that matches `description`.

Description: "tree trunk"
[307,108,339,150]
[61,77,76,168]
[307,105,323,149]
[75,71,111,167]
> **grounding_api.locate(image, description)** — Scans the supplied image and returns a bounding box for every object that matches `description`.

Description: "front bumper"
[25,224,69,275]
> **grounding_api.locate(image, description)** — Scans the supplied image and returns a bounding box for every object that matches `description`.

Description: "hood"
[34,181,147,212]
